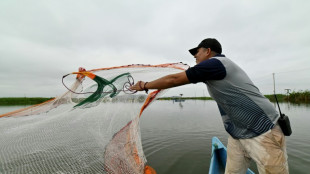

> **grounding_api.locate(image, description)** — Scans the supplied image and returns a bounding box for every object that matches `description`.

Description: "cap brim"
[189,47,199,56]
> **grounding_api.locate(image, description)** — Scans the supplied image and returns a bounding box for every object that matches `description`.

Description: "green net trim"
[74,72,131,107]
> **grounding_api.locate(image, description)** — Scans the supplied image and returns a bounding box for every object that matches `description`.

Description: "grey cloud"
[0,0,309,97]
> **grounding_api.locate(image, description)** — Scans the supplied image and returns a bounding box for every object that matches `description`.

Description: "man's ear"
[206,48,211,55]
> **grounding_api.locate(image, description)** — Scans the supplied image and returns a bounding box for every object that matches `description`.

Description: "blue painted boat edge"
[212,137,226,151]
[208,136,256,174]
[209,137,226,174]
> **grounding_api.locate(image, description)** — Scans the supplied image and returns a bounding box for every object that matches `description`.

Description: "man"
[131,38,289,174]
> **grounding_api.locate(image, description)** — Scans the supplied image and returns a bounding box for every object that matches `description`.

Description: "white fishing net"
[0,63,188,174]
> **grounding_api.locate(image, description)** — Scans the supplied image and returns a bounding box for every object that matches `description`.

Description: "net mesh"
[0,63,188,174]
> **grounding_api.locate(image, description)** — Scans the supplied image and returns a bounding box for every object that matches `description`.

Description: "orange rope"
[72,71,96,79]
[90,63,188,72]
[139,90,161,117]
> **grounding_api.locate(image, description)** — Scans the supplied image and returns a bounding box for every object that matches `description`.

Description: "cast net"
[0,63,189,174]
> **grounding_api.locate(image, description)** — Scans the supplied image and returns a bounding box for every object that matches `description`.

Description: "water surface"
[0,101,309,173]
[141,100,310,174]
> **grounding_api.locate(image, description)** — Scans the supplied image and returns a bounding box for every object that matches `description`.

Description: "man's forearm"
[145,72,190,90]
[130,71,190,91]
[146,75,179,89]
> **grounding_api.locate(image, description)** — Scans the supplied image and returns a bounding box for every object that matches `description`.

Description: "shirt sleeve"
[185,58,226,83]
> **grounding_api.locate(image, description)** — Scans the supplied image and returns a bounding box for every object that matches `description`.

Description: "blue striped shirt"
[185,55,279,139]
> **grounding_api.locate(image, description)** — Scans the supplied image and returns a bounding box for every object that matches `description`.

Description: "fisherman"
[130,38,289,174]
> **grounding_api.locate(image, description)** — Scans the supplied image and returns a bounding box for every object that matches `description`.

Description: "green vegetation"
[0,97,53,105]
[285,90,310,103]
[160,90,310,103]
[264,94,286,102]
[265,90,310,103]
[183,97,213,100]
[1,90,309,105]
[158,96,213,100]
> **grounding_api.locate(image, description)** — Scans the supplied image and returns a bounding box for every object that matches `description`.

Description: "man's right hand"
[76,67,86,81]
[130,81,147,91]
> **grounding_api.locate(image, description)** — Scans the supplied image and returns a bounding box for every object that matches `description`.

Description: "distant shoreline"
[0,97,54,106]
[161,93,309,103]
[0,92,309,105]
[158,96,213,100]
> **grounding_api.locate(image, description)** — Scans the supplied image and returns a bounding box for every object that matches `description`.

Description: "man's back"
[206,56,279,138]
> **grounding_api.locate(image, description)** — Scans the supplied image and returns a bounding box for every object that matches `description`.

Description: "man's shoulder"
[212,56,239,69]
[212,55,229,62]
[199,56,226,67]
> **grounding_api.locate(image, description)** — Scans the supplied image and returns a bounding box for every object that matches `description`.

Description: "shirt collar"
[214,54,225,57]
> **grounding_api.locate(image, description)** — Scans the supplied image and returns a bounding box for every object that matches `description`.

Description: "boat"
[209,137,255,174]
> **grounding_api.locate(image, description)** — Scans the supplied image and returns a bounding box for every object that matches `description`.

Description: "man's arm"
[130,71,190,91]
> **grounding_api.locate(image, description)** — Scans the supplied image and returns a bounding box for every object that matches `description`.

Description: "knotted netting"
[0,63,189,174]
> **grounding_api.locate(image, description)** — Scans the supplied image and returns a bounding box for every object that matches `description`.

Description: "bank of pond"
[0,97,54,105]
[0,90,309,105]
[265,90,310,103]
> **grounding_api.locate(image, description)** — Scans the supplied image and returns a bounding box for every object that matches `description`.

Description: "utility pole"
[285,89,291,101]
[272,73,276,95]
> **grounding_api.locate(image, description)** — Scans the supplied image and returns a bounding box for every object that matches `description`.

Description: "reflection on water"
[273,101,310,111]
[277,102,310,174]
[141,100,310,174]
[172,100,184,109]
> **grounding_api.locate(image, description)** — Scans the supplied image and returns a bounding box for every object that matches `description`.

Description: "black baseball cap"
[189,38,222,55]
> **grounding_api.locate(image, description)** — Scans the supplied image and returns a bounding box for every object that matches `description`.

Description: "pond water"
[140,100,310,174]
[0,100,309,173]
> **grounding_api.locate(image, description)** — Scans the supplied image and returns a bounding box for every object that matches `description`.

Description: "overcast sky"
[1,0,309,97]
